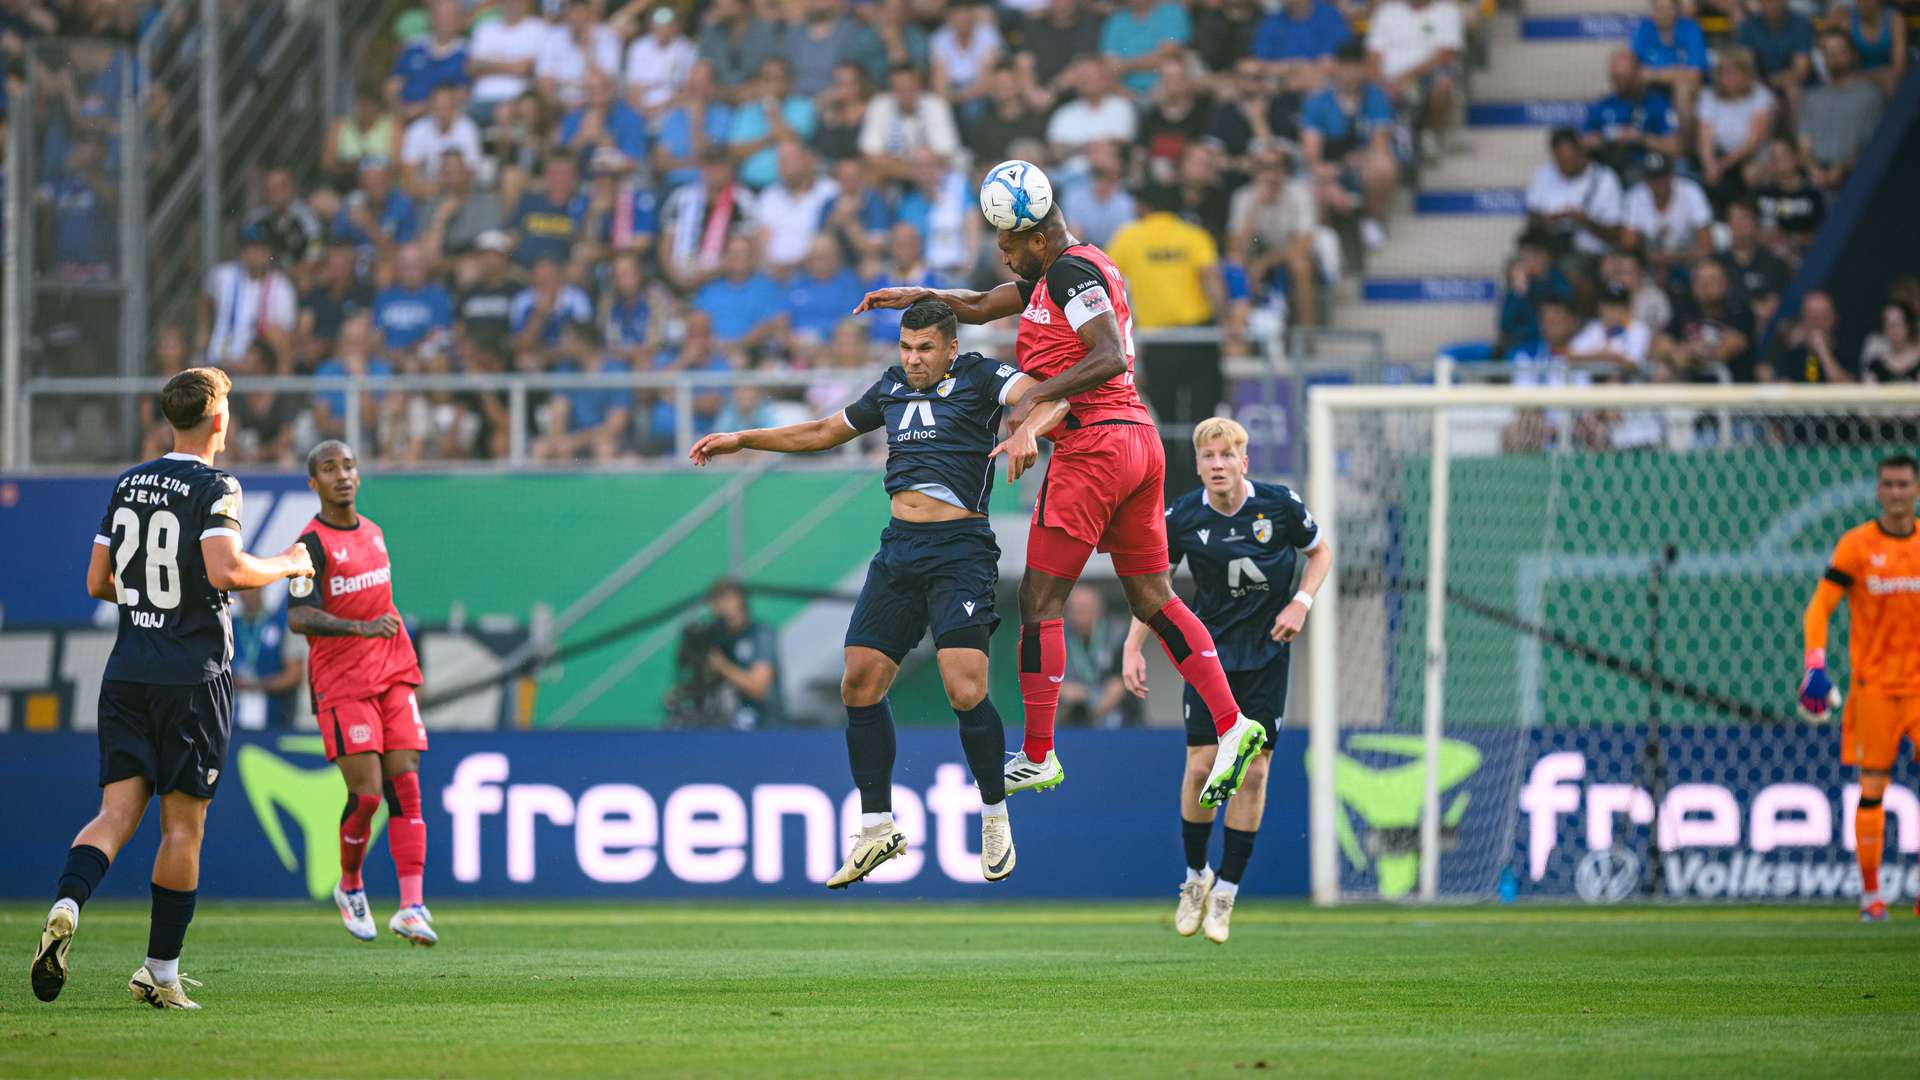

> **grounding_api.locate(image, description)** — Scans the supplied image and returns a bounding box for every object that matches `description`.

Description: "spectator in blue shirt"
[1631,0,1706,120]
[510,155,588,267]
[820,157,896,264]
[602,252,655,364]
[536,321,632,462]
[1300,41,1398,250]
[1101,0,1191,95]
[559,69,648,174]
[388,0,470,120]
[725,57,817,189]
[511,258,595,350]
[312,313,395,437]
[333,164,416,282]
[1583,49,1680,178]
[652,61,734,189]
[783,237,868,341]
[40,135,114,279]
[693,234,786,346]
[1737,0,1813,119]
[864,222,944,343]
[1847,0,1908,97]
[643,310,736,451]
[372,244,454,353]
[1252,0,1352,92]
[1498,226,1576,357]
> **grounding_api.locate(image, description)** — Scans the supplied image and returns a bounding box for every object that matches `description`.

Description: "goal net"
[1305,381,1920,905]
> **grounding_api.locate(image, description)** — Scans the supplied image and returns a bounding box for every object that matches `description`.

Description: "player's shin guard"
[384,774,427,910]
[845,701,897,813]
[56,844,111,908]
[1220,827,1257,885]
[338,792,380,892]
[1856,794,1886,897]
[146,883,196,969]
[1017,620,1065,762]
[1147,599,1241,736]
[956,699,1009,805]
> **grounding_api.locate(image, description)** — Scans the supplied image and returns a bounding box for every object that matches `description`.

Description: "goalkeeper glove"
[1798,650,1835,718]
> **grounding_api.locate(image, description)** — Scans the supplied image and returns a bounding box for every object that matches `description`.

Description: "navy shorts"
[845,517,1001,663]
[1184,663,1287,748]
[98,673,233,799]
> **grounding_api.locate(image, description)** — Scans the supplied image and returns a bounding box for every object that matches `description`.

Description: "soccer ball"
[979,160,1053,232]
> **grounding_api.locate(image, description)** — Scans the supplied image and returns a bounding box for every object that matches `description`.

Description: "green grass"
[4,902,1918,1077]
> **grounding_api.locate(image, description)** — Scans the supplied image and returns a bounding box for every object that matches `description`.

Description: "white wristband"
[1293,590,1315,611]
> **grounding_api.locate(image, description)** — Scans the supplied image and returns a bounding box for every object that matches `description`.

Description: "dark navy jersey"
[843,351,1026,515]
[94,452,242,685]
[1165,479,1321,672]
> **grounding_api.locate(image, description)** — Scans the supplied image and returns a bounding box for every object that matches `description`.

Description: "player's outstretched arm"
[689,414,861,465]
[202,534,314,592]
[853,282,1024,324]
[989,397,1069,483]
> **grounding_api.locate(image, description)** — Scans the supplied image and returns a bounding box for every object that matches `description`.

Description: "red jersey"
[1014,243,1153,441]
[288,514,422,706]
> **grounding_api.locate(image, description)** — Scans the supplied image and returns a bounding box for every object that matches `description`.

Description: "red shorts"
[318,682,428,762]
[1029,421,1169,580]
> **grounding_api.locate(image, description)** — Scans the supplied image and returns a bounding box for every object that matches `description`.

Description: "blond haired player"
[1120,418,1332,943]
[1802,452,1920,923]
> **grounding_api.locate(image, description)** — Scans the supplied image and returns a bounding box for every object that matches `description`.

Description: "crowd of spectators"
[1500,0,1915,452]
[126,0,1470,466]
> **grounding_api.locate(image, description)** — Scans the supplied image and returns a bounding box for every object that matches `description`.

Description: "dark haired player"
[1801,453,1920,922]
[1121,418,1331,944]
[856,204,1266,808]
[286,441,434,945]
[32,367,314,1010]
[691,301,1033,887]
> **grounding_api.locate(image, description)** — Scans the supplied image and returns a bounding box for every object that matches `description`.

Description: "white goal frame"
[1305,381,1920,905]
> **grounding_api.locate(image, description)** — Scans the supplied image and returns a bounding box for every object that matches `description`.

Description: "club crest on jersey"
[936,377,956,398]
[1254,518,1272,544]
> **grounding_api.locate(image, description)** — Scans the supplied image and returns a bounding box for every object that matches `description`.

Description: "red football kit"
[289,514,425,762]
[1010,242,1245,761]
[1014,243,1165,579]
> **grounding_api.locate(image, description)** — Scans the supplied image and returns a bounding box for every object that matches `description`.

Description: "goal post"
[1306,382,1920,906]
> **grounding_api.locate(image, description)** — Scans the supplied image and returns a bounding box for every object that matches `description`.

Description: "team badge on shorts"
[349,723,373,744]
[1253,518,1272,544]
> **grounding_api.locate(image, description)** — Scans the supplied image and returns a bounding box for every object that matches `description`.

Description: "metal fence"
[8,326,1394,474]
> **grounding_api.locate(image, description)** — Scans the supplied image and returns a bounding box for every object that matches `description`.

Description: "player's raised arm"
[853,282,1024,324]
[689,413,864,465]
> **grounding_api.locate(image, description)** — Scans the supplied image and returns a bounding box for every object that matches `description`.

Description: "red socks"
[1857,797,1885,895]
[338,792,381,892]
[1148,598,1241,737]
[385,772,427,909]
[1018,619,1065,762]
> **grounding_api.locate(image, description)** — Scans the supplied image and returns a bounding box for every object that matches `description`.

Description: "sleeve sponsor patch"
[212,477,243,526]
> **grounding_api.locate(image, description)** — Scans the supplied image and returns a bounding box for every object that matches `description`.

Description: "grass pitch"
[4,901,1917,1077]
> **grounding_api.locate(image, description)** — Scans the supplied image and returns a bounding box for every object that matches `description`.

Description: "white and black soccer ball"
[978,159,1053,232]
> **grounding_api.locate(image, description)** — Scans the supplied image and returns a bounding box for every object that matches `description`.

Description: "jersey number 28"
[110,507,182,609]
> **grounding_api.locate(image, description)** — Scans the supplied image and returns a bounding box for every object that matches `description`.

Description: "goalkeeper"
[1120,418,1332,944]
[1801,453,1920,923]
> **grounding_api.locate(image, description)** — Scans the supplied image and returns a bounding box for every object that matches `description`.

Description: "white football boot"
[1175,870,1215,937]
[980,812,1015,882]
[390,904,437,946]
[333,884,377,942]
[1203,889,1237,944]
[129,966,202,1009]
[1003,750,1064,795]
[827,823,908,889]
[1200,716,1266,807]
[30,899,77,1002]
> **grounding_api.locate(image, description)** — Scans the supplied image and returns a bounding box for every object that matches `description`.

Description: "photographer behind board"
[668,580,785,729]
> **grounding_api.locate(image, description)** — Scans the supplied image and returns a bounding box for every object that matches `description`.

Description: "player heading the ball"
[855,163,1267,809]
[691,300,1033,888]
